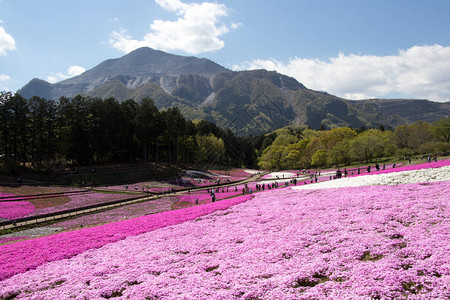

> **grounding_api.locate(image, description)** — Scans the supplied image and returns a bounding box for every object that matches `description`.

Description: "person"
[376,163,380,171]
[195,198,199,205]
[367,165,371,173]
[344,169,348,177]
[336,169,342,179]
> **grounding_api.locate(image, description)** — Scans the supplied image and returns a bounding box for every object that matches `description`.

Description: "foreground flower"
[0,166,448,299]
[0,195,253,281]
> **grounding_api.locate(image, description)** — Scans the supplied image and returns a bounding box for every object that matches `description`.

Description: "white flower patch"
[292,166,450,190]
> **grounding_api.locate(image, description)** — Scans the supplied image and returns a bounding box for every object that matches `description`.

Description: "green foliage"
[311,149,327,167]
[2,90,448,173]
[196,134,225,165]
[0,92,262,173]
[258,119,443,169]
[431,117,450,143]
[328,139,351,166]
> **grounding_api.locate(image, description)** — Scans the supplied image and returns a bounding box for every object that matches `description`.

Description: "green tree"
[394,125,411,149]
[88,97,125,162]
[321,127,357,149]
[0,92,13,163]
[56,95,94,164]
[196,133,225,165]
[431,117,450,143]
[280,138,310,169]
[408,121,433,150]
[162,107,186,163]
[311,149,327,167]
[350,130,385,163]
[7,94,29,165]
[257,129,299,170]
[119,99,138,161]
[328,138,351,166]
[258,144,284,170]
[134,98,162,162]
[28,96,57,167]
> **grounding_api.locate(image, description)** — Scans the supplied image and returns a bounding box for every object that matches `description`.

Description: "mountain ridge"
[18,47,449,135]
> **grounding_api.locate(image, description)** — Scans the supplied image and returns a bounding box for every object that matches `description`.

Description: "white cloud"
[0,74,10,90]
[47,65,86,83]
[233,44,450,102]
[110,0,237,55]
[0,26,16,55]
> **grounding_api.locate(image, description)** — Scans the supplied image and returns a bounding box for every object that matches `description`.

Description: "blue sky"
[1,0,449,102]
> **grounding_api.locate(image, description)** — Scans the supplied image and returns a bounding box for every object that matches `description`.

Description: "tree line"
[0,92,259,173]
[1,91,449,174]
[258,119,450,170]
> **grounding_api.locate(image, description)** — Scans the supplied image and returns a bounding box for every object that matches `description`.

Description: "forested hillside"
[1,91,448,174]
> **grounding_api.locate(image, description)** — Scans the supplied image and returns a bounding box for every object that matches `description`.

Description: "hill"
[18,47,449,135]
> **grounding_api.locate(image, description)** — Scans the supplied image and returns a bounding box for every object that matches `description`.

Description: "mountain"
[19,47,230,101]
[18,47,449,135]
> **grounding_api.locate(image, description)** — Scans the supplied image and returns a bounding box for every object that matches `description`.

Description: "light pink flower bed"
[367,159,449,175]
[24,192,142,218]
[0,163,448,299]
[1,180,448,298]
[0,194,253,282]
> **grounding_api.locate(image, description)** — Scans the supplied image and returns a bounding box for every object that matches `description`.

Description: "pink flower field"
[0,201,35,219]
[47,197,179,230]
[26,191,141,216]
[0,162,448,299]
[0,195,253,282]
[0,191,145,220]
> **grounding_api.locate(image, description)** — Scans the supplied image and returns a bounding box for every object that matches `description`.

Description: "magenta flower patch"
[0,201,35,220]
[0,194,253,281]
[0,164,448,298]
[0,179,448,298]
